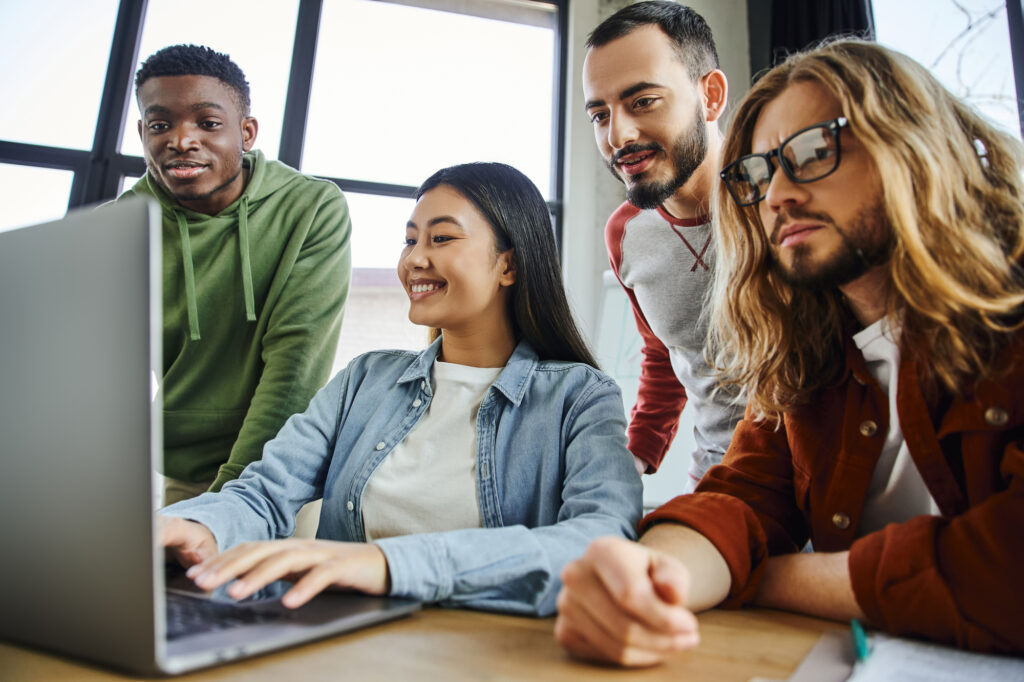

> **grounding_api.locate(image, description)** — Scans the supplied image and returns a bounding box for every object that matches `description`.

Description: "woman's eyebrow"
[407,216,466,231]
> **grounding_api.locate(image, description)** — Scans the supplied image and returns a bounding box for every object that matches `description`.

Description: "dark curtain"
[769,0,875,66]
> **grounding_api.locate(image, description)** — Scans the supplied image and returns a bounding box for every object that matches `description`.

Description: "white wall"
[561,0,623,342]
[561,0,750,506]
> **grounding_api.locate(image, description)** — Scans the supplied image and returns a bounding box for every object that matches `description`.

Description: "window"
[118,0,299,159]
[300,0,562,365]
[0,0,120,151]
[0,164,75,233]
[873,0,1022,139]
[337,192,425,370]
[0,0,567,367]
[0,0,119,215]
[119,174,144,195]
[0,0,564,213]
[304,0,556,196]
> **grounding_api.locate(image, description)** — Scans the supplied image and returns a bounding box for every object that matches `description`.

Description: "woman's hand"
[186,539,391,608]
[159,515,218,568]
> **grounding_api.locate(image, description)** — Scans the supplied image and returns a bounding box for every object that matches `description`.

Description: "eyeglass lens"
[727,124,839,205]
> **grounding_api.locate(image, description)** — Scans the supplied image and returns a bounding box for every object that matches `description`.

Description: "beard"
[769,200,891,289]
[607,106,708,210]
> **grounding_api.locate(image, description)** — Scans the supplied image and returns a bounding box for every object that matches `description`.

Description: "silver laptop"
[0,198,420,676]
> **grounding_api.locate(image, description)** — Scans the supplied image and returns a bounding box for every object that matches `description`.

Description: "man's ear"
[242,117,258,152]
[137,119,143,141]
[700,69,728,123]
[499,249,517,287]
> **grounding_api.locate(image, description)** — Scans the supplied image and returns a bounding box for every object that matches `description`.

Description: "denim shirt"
[163,339,642,616]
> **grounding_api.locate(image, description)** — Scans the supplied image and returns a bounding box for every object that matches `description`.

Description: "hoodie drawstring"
[238,194,256,322]
[175,211,201,341]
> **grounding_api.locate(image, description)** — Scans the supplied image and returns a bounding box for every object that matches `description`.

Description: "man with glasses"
[556,39,1024,665]
[581,1,745,482]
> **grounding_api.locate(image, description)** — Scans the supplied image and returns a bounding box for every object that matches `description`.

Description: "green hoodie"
[119,150,351,490]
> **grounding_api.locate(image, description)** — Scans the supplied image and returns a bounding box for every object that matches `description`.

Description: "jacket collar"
[831,310,883,389]
[397,337,538,406]
[842,333,879,388]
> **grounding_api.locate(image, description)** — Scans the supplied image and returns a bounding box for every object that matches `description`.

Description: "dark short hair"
[135,44,251,112]
[415,163,599,369]
[586,1,719,81]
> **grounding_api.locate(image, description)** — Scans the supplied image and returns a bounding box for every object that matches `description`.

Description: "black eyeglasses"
[720,117,849,207]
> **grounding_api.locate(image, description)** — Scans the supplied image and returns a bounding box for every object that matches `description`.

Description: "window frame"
[1009,0,1024,136]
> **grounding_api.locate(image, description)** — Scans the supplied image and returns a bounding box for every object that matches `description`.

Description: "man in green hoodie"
[118,44,351,506]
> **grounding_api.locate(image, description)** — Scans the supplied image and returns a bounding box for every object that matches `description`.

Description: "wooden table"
[0,607,842,681]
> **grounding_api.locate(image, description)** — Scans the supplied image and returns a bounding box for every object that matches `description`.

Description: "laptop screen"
[0,197,165,672]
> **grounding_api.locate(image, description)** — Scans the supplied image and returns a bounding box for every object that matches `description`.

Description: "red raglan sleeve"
[605,205,688,474]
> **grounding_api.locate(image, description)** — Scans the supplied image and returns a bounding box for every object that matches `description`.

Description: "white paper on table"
[847,632,1024,682]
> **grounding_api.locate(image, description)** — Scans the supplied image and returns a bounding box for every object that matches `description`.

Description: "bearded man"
[558,38,1024,665]
[582,1,744,483]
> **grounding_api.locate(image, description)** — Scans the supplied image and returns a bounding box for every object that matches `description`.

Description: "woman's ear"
[499,249,517,287]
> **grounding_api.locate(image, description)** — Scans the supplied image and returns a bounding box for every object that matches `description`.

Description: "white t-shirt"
[853,317,940,536]
[361,360,501,542]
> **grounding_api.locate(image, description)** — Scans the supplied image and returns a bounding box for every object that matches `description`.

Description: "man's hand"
[185,539,390,608]
[554,537,700,667]
[158,515,218,568]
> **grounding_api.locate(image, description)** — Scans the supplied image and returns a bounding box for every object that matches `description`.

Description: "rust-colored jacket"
[641,332,1024,654]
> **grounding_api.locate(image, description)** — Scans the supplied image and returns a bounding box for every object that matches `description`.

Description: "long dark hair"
[416,162,599,369]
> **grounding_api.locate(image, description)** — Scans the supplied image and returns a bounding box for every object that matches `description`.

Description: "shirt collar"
[397,337,538,406]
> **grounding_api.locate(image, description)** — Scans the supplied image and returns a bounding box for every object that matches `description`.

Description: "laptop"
[0,198,420,676]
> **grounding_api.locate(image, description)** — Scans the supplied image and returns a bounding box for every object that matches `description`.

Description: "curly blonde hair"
[709,39,1024,422]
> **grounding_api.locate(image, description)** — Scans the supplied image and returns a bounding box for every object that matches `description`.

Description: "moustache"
[770,208,836,245]
[612,143,665,165]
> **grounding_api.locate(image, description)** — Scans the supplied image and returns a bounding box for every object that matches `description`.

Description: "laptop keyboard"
[165,591,296,641]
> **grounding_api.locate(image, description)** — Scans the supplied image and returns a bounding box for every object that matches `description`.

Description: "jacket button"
[832,512,851,530]
[412,399,422,407]
[859,420,878,437]
[346,500,354,511]
[985,407,1009,426]
[375,441,386,450]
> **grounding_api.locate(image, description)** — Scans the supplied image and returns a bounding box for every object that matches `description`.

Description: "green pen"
[850,619,871,662]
